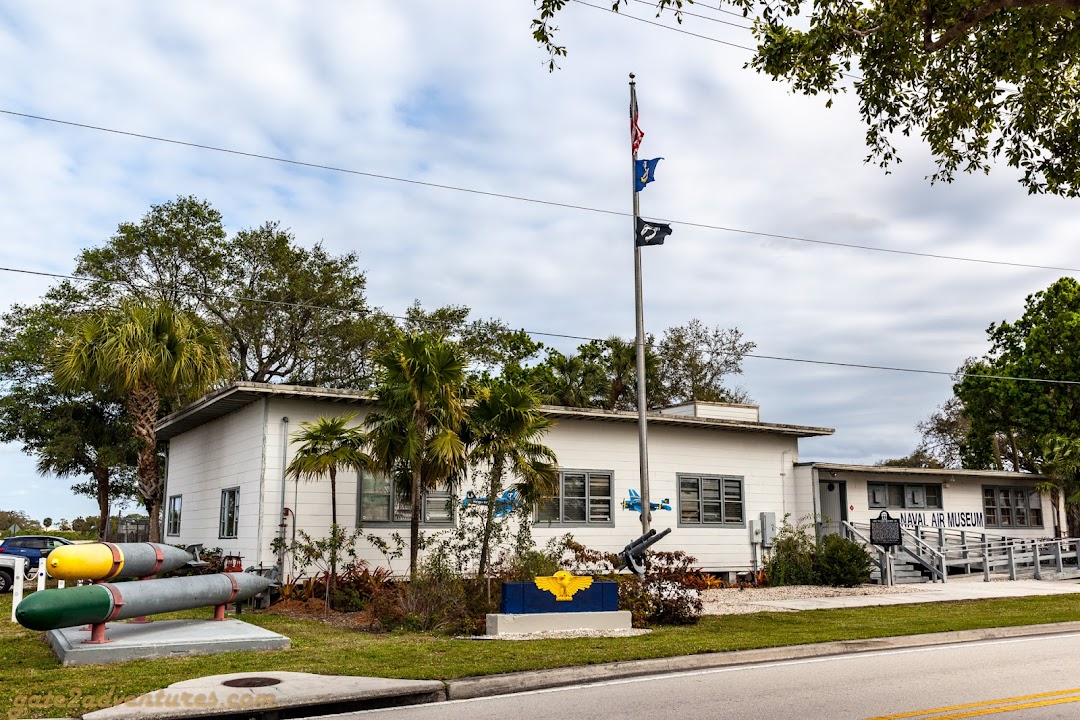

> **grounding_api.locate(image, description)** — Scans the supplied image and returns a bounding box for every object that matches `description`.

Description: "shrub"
[764,515,819,586]
[816,534,873,587]
[330,587,365,612]
[496,537,566,582]
[641,550,704,625]
[370,574,489,634]
[370,544,499,634]
[558,539,702,627]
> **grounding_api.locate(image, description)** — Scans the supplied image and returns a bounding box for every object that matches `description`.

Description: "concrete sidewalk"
[745,577,1080,613]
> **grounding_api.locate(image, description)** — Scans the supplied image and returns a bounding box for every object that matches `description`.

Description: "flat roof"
[797,462,1044,481]
[157,382,834,441]
[156,382,373,441]
[540,405,832,438]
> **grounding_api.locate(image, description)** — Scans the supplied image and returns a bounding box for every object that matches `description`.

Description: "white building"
[157,382,1058,580]
[798,463,1056,540]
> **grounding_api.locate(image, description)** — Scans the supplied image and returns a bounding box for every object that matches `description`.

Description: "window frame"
[677,473,746,527]
[982,486,1043,529]
[357,470,455,526]
[166,495,182,536]
[535,469,615,526]
[867,482,944,510]
[219,487,239,539]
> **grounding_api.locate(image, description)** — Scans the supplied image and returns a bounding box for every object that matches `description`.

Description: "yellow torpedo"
[47,543,125,581]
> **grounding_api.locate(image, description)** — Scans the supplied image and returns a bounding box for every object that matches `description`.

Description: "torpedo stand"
[83,584,127,645]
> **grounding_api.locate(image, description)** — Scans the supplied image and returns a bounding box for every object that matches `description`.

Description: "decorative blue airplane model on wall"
[461,488,520,518]
[622,489,672,512]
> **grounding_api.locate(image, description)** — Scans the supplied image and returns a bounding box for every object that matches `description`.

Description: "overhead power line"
[573,0,868,83]
[572,0,757,50]
[1,108,1076,274]
[2,263,1076,387]
[623,0,754,30]
[694,2,762,21]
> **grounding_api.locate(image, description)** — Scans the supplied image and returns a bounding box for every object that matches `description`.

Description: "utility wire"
[572,0,758,50]
[2,263,1076,387]
[624,0,754,29]
[695,2,762,21]
[0,110,619,219]
[574,0,866,83]
[1,108,1074,273]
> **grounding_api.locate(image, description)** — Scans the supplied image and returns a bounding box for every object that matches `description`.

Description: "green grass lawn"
[3,592,1080,718]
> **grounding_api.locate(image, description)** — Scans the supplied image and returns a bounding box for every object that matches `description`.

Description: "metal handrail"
[849,521,1080,581]
[896,526,947,581]
[848,521,946,582]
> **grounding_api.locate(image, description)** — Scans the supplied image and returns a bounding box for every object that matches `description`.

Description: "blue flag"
[634,157,663,192]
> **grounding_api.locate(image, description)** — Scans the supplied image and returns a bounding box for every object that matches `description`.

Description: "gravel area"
[701,583,921,615]
[465,584,922,639]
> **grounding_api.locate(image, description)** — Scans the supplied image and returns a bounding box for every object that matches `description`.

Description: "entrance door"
[819,480,848,535]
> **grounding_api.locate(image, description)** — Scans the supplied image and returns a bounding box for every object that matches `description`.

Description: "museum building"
[156,382,1057,580]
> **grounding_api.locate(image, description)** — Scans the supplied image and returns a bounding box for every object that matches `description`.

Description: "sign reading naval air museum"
[898,511,984,529]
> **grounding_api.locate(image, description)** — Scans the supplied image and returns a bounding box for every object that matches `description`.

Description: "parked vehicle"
[0,555,22,593]
[0,535,73,579]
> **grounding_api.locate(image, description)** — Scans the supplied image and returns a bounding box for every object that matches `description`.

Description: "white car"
[0,555,19,594]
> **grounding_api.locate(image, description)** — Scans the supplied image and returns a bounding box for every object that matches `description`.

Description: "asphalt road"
[321,631,1080,720]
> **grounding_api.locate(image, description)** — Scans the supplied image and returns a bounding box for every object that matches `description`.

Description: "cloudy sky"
[2,1,1077,524]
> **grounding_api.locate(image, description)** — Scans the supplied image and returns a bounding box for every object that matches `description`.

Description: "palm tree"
[286,414,368,592]
[52,300,232,541]
[601,336,637,411]
[469,379,558,577]
[365,332,469,581]
[287,414,369,529]
[538,352,601,407]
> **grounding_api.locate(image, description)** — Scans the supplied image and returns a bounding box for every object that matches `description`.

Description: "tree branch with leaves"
[532,0,1080,196]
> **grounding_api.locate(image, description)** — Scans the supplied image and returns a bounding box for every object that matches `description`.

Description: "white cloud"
[0,0,1076,519]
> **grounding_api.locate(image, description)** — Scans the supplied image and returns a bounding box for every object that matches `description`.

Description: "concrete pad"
[487,611,631,635]
[83,671,446,720]
[46,619,289,666]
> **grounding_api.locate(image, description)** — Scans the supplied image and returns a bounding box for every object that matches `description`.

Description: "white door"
[819,480,847,535]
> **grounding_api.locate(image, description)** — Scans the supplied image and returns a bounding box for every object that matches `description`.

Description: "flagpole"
[630,73,651,535]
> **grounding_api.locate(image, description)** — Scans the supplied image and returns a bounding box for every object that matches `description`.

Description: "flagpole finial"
[629,72,636,80]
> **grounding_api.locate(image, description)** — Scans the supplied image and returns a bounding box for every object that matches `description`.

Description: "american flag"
[631,93,644,154]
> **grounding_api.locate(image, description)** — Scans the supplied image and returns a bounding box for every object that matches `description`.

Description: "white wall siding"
[163,399,267,565]
[263,398,369,578]
[659,402,760,422]
[524,419,799,572]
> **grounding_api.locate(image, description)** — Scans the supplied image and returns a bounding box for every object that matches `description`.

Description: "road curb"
[445,621,1080,700]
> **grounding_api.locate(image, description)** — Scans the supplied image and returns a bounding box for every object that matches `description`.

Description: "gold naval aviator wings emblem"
[534,571,593,601]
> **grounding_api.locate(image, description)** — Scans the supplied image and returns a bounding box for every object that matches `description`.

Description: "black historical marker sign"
[870,510,902,546]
